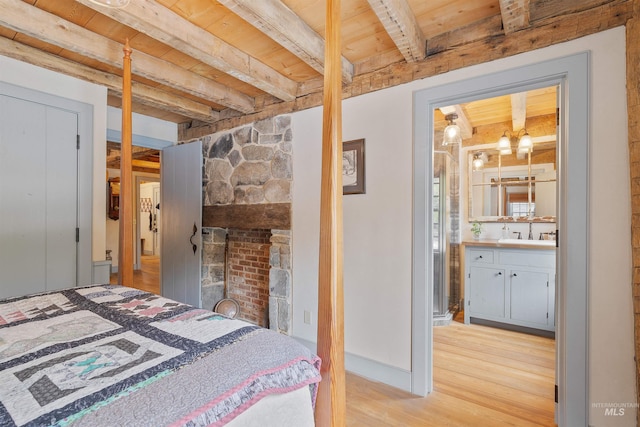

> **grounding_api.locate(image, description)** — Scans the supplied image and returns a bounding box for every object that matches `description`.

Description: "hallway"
[109,254,160,294]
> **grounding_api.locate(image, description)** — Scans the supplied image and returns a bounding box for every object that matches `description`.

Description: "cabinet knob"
[497,272,502,275]
[478,255,483,259]
[513,273,518,277]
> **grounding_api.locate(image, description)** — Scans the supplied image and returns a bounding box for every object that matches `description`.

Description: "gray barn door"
[0,95,78,299]
[161,141,202,307]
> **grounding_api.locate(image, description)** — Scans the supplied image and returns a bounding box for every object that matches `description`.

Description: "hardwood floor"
[109,255,160,294]
[111,260,555,426]
[346,319,556,426]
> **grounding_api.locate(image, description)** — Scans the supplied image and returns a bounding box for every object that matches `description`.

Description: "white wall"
[292,27,635,425]
[107,106,177,148]
[0,55,108,263]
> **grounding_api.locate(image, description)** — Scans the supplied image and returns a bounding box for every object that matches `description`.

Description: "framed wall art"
[342,138,365,195]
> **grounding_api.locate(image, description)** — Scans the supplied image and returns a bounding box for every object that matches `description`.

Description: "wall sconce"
[472,152,488,171]
[442,113,462,146]
[472,152,487,171]
[496,129,532,155]
[517,132,533,154]
[88,0,130,7]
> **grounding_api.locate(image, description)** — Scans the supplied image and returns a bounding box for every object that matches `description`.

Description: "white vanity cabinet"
[464,244,555,332]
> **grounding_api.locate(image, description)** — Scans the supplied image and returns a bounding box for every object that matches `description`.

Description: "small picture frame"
[342,139,365,195]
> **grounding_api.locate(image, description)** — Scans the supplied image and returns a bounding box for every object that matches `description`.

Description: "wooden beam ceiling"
[76,0,298,103]
[107,141,160,174]
[498,0,530,34]
[0,0,255,114]
[217,0,354,84]
[0,36,219,123]
[367,0,426,62]
[0,0,632,134]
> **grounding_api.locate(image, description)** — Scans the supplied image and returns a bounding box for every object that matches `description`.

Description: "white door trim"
[411,52,589,426]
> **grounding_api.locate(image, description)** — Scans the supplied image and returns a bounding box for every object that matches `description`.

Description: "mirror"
[468,147,556,221]
[457,85,558,223]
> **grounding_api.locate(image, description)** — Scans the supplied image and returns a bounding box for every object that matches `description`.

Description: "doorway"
[412,53,589,425]
[430,84,558,423]
[106,142,161,294]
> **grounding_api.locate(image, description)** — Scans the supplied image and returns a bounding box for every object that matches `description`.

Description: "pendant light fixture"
[442,113,462,146]
[88,0,130,7]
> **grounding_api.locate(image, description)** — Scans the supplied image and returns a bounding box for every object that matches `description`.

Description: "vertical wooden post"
[118,39,134,287]
[315,0,346,425]
[626,2,640,424]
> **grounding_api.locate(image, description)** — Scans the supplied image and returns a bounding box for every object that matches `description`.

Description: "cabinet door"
[468,266,506,319]
[509,270,550,326]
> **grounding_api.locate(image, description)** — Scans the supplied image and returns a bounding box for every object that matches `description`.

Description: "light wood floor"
[347,320,556,426]
[116,257,556,426]
[109,254,160,294]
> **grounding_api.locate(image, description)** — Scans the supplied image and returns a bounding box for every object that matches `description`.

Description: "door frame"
[412,52,589,425]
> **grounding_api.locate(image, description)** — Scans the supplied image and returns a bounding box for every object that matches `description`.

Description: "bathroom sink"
[497,238,556,246]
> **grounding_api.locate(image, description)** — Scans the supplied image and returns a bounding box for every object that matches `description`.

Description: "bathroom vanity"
[463,240,556,333]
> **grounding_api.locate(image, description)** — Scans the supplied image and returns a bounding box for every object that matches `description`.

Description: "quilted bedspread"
[0,285,321,426]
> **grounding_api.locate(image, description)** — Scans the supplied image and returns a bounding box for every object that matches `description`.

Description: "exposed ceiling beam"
[367,0,426,62]
[426,15,503,57]
[76,0,297,102]
[439,105,473,139]
[510,92,527,131]
[218,0,354,84]
[0,36,219,123]
[499,0,530,35]
[0,0,255,114]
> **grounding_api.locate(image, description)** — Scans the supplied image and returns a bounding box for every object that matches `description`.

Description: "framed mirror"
[468,138,556,222]
[448,85,560,223]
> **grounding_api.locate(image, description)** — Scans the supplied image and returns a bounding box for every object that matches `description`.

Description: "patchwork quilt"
[0,285,321,426]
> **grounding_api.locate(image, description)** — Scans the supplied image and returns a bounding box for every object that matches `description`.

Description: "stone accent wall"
[202,116,292,206]
[201,227,226,310]
[197,115,293,334]
[227,229,271,327]
[269,230,292,334]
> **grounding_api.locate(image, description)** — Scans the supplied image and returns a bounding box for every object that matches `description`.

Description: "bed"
[0,285,321,426]
[73,1,345,425]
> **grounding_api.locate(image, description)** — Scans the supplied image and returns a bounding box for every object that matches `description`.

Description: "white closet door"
[161,141,202,307]
[0,95,78,299]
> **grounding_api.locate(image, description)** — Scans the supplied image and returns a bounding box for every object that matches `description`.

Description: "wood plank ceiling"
[0,0,632,142]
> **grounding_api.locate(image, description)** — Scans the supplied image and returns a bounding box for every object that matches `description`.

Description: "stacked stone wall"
[197,115,293,334]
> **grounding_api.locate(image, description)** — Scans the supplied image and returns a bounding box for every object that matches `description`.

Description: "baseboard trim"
[294,337,412,393]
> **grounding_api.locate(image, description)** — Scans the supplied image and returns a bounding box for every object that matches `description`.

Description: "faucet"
[528,222,534,240]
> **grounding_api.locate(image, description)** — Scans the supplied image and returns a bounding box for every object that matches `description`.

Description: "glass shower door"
[433,165,447,318]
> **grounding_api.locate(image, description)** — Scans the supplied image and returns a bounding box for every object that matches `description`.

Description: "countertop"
[462,239,557,250]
